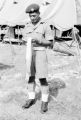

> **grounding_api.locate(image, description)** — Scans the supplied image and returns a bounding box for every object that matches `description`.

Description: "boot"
[22,99,36,109]
[41,101,48,113]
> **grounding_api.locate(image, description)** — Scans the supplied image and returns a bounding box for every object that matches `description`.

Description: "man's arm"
[33,23,54,47]
[33,38,53,46]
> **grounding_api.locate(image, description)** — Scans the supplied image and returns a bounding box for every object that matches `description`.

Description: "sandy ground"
[0,42,81,120]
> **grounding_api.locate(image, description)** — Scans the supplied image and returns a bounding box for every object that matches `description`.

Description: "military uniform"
[23,21,53,78]
[22,3,53,113]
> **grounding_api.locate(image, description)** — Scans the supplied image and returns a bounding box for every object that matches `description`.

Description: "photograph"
[0,0,81,120]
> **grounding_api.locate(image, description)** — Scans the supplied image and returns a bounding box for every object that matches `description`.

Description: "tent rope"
[0,0,6,11]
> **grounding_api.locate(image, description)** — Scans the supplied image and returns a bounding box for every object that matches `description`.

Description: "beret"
[26,3,40,13]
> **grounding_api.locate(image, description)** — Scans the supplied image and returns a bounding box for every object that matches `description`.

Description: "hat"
[26,3,40,13]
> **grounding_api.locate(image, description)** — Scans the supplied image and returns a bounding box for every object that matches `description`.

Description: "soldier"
[22,3,53,113]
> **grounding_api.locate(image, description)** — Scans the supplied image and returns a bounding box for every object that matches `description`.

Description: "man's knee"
[28,76,35,83]
[39,78,48,86]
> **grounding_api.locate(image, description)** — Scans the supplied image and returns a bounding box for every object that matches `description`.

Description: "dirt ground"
[0,42,81,120]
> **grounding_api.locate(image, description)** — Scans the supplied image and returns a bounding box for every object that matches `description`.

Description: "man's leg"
[39,78,49,113]
[22,51,36,109]
[36,50,49,113]
[22,76,36,108]
[27,76,35,100]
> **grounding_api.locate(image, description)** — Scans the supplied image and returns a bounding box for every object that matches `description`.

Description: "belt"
[34,47,45,51]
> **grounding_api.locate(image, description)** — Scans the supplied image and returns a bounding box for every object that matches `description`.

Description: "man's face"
[29,12,40,24]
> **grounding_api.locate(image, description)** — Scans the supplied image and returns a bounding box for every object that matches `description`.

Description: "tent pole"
[8,26,16,64]
[18,25,20,45]
[18,25,19,40]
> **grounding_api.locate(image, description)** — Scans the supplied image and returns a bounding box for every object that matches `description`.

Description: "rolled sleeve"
[44,24,54,41]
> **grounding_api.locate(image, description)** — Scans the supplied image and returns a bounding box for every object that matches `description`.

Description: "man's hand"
[32,38,53,47]
[32,38,37,42]
[32,38,41,44]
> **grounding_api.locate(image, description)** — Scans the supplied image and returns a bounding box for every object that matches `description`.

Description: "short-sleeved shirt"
[22,21,53,50]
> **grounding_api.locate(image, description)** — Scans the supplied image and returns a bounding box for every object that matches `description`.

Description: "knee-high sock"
[27,83,35,99]
[41,86,49,102]
[39,78,49,102]
[27,76,35,99]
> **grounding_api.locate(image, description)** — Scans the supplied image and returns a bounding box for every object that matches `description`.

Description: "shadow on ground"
[35,78,66,102]
[48,78,66,97]
[0,63,14,70]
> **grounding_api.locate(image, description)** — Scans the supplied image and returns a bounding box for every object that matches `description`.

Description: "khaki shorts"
[30,50,48,79]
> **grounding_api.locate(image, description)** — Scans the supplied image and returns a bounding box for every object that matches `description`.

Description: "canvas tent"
[0,0,78,31]
[75,0,81,24]
[0,0,29,25]
[0,0,45,25]
[41,0,77,31]
[77,0,81,6]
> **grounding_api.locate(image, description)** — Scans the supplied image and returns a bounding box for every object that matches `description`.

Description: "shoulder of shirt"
[40,21,50,29]
[40,21,50,26]
[39,21,46,28]
[24,21,32,27]
[40,21,44,24]
[40,21,47,25]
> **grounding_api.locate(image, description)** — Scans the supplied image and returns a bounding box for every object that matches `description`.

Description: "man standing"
[22,3,53,113]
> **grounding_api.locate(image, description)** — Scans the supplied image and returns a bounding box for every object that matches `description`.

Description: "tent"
[0,0,78,31]
[41,0,77,31]
[77,0,81,6]
[76,0,81,24]
[0,0,29,25]
[0,0,45,25]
